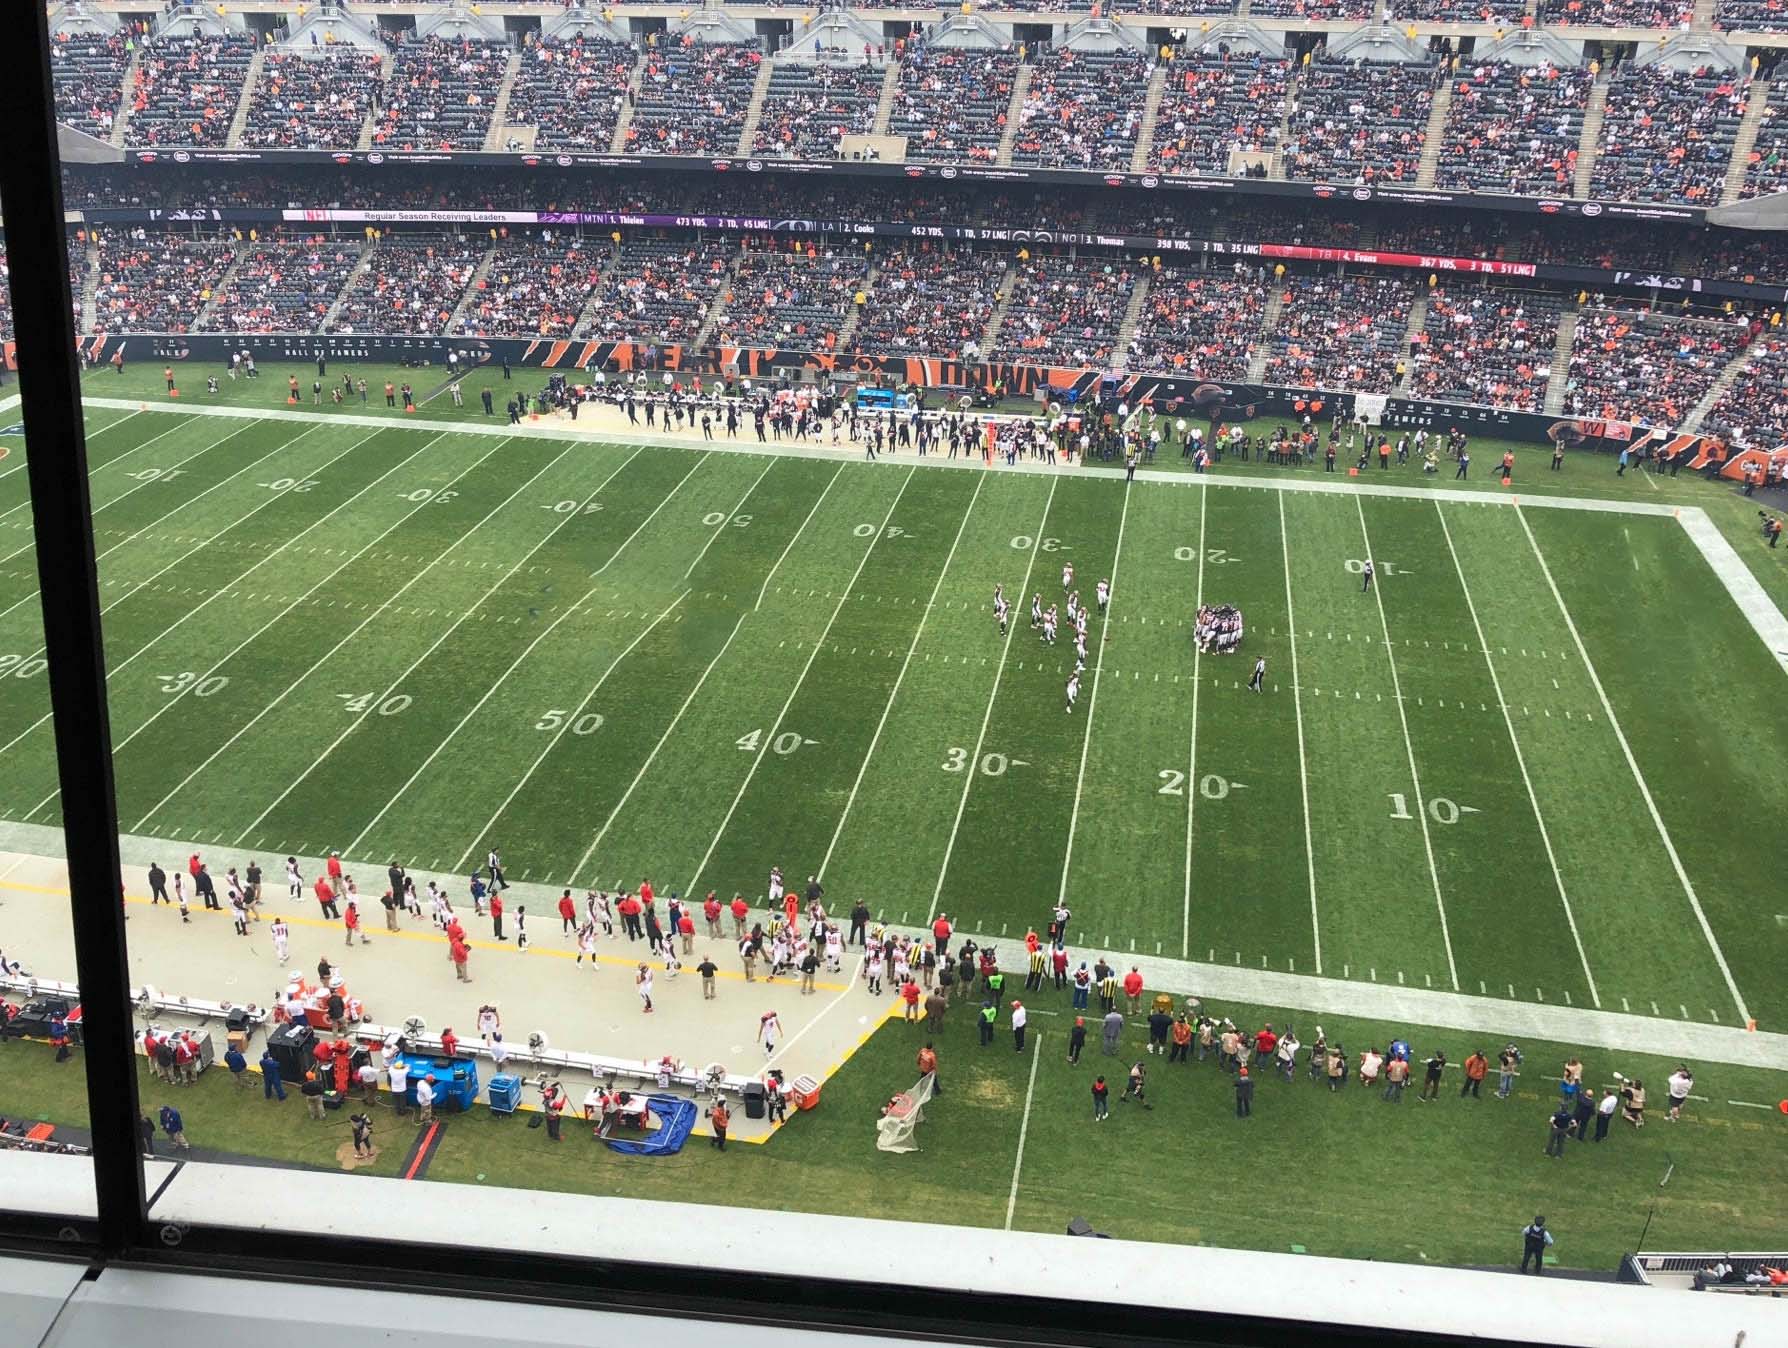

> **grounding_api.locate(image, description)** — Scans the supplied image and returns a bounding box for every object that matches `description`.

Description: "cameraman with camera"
[1497,1043,1523,1099]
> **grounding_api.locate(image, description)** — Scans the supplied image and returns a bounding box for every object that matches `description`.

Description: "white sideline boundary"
[2,821,1784,1072]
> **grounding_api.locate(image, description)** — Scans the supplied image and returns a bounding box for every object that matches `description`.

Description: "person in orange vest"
[313,874,340,920]
[164,366,175,392]
[384,380,396,408]
[287,374,300,402]
[1501,449,1516,484]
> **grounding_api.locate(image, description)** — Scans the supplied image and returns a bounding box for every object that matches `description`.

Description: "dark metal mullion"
[0,7,144,1252]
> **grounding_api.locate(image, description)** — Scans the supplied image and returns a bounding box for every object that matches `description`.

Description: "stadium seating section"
[1589,64,1750,205]
[581,237,735,347]
[1010,47,1153,172]
[1125,267,1267,379]
[849,245,1008,357]
[194,234,365,333]
[508,36,637,152]
[241,49,382,150]
[1409,284,1563,412]
[124,33,256,148]
[990,254,1137,366]
[372,35,509,153]
[708,247,871,347]
[52,31,129,141]
[455,234,607,339]
[1562,307,1742,427]
[890,45,1018,163]
[1260,272,1419,392]
[1148,53,1291,175]
[325,236,484,335]
[1282,58,1436,185]
[627,42,764,156]
[1740,98,1788,200]
[94,231,239,333]
[1705,336,1788,447]
[1434,61,1590,196]
[752,60,886,159]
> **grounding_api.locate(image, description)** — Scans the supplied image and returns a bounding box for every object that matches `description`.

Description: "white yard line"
[412,589,690,865]
[563,464,847,885]
[925,478,1057,925]
[1181,482,1207,959]
[233,447,651,845]
[1003,1030,1044,1231]
[1356,496,1459,991]
[1515,506,1751,1027]
[684,467,918,895]
[1676,506,1788,680]
[684,456,775,579]
[0,407,139,491]
[1278,495,1320,975]
[0,423,390,765]
[816,473,985,880]
[13,431,465,801]
[126,437,582,834]
[1057,481,1132,905]
[1436,502,1600,1007]
[0,417,274,615]
[73,396,1701,518]
[360,454,713,858]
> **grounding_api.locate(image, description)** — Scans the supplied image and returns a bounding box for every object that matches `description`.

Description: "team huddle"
[992,561,1110,714]
[1194,604,1245,655]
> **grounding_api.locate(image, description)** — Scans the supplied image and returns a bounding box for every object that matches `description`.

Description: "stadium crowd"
[454,234,608,339]
[1010,46,1153,171]
[1260,272,1418,392]
[1124,266,1267,378]
[507,35,637,152]
[123,31,257,149]
[582,237,735,347]
[1561,306,1742,427]
[1589,63,1751,205]
[1146,51,1290,174]
[627,41,764,156]
[1282,57,1437,184]
[240,49,383,150]
[707,247,871,349]
[1704,336,1788,447]
[1408,284,1563,412]
[325,236,485,336]
[752,59,886,159]
[1434,61,1590,197]
[847,245,1007,358]
[371,35,509,153]
[989,254,1137,366]
[889,43,1018,162]
[51,29,130,140]
[194,234,365,334]
[93,230,238,334]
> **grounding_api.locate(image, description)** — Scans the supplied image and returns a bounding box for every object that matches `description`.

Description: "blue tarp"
[604,1094,697,1157]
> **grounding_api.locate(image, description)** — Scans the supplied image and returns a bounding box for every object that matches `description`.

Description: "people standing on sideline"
[1545,1102,1575,1157]
[158,1103,190,1151]
[918,1042,940,1098]
[978,1000,997,1046]
[1572,1088,1595,1143]
[708,1099,730,1149]
[1011,1000,1028,1051]
[1667,1066,1694,1122]
[1520,1217,1553,1274]
[1102,1009,1123,1055]
[1068,1016,1086,1065]
[259,1048,287,1101]
[148,861,169,906]
[1497,1043,1521,1098]
[1235,1065,1253,1118]
[1419,1050,1446,1100]
[1595,1087,1618,1141]
[1092,1074,1109,1122]
[1462,1049,1488,1098]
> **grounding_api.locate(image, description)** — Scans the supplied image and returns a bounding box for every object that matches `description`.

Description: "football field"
[0,394,1784,1037]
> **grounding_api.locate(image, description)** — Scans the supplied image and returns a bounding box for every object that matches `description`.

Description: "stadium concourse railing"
[77,328,1686,463]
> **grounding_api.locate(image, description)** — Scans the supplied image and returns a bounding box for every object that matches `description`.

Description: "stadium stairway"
[571,242,624,338]
[1523,0,1538,18]
[1267,83,1296,180]
[79,238,99,334]
[871,57,898,135]
[481,49,524,152]
[1129,65,1167,174]
[1722,80,1773,206]
[1395,294,1429,393]
[1542,303,1580,416]
[1113,273,1152,358]
[1415,76,1455,189]
[995,65,1032,167]
[692,246,745,348]
[1691,0,1719,28]
[836,259,879,351]
[980,263,1020,352]
[1237,0,1253,14]
[1683,335,1768,433]
[357,51,394,151]
[109,44,141,149]
[610,53,647,154]
[192,250,249,331]
[319,239,379,332]
[1574,67,1612,199]
[1245,287,1286,383]
[226,47,265,148]
[447,246,499,333]
[737,56,777,156]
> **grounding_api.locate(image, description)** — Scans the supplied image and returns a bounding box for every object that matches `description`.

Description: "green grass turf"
[5,994,1784,1270]
[0,389,1781,1024]
[0,374,1785,1267]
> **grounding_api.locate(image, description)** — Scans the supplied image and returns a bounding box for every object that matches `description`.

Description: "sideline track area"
[0,822,1783,1075]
